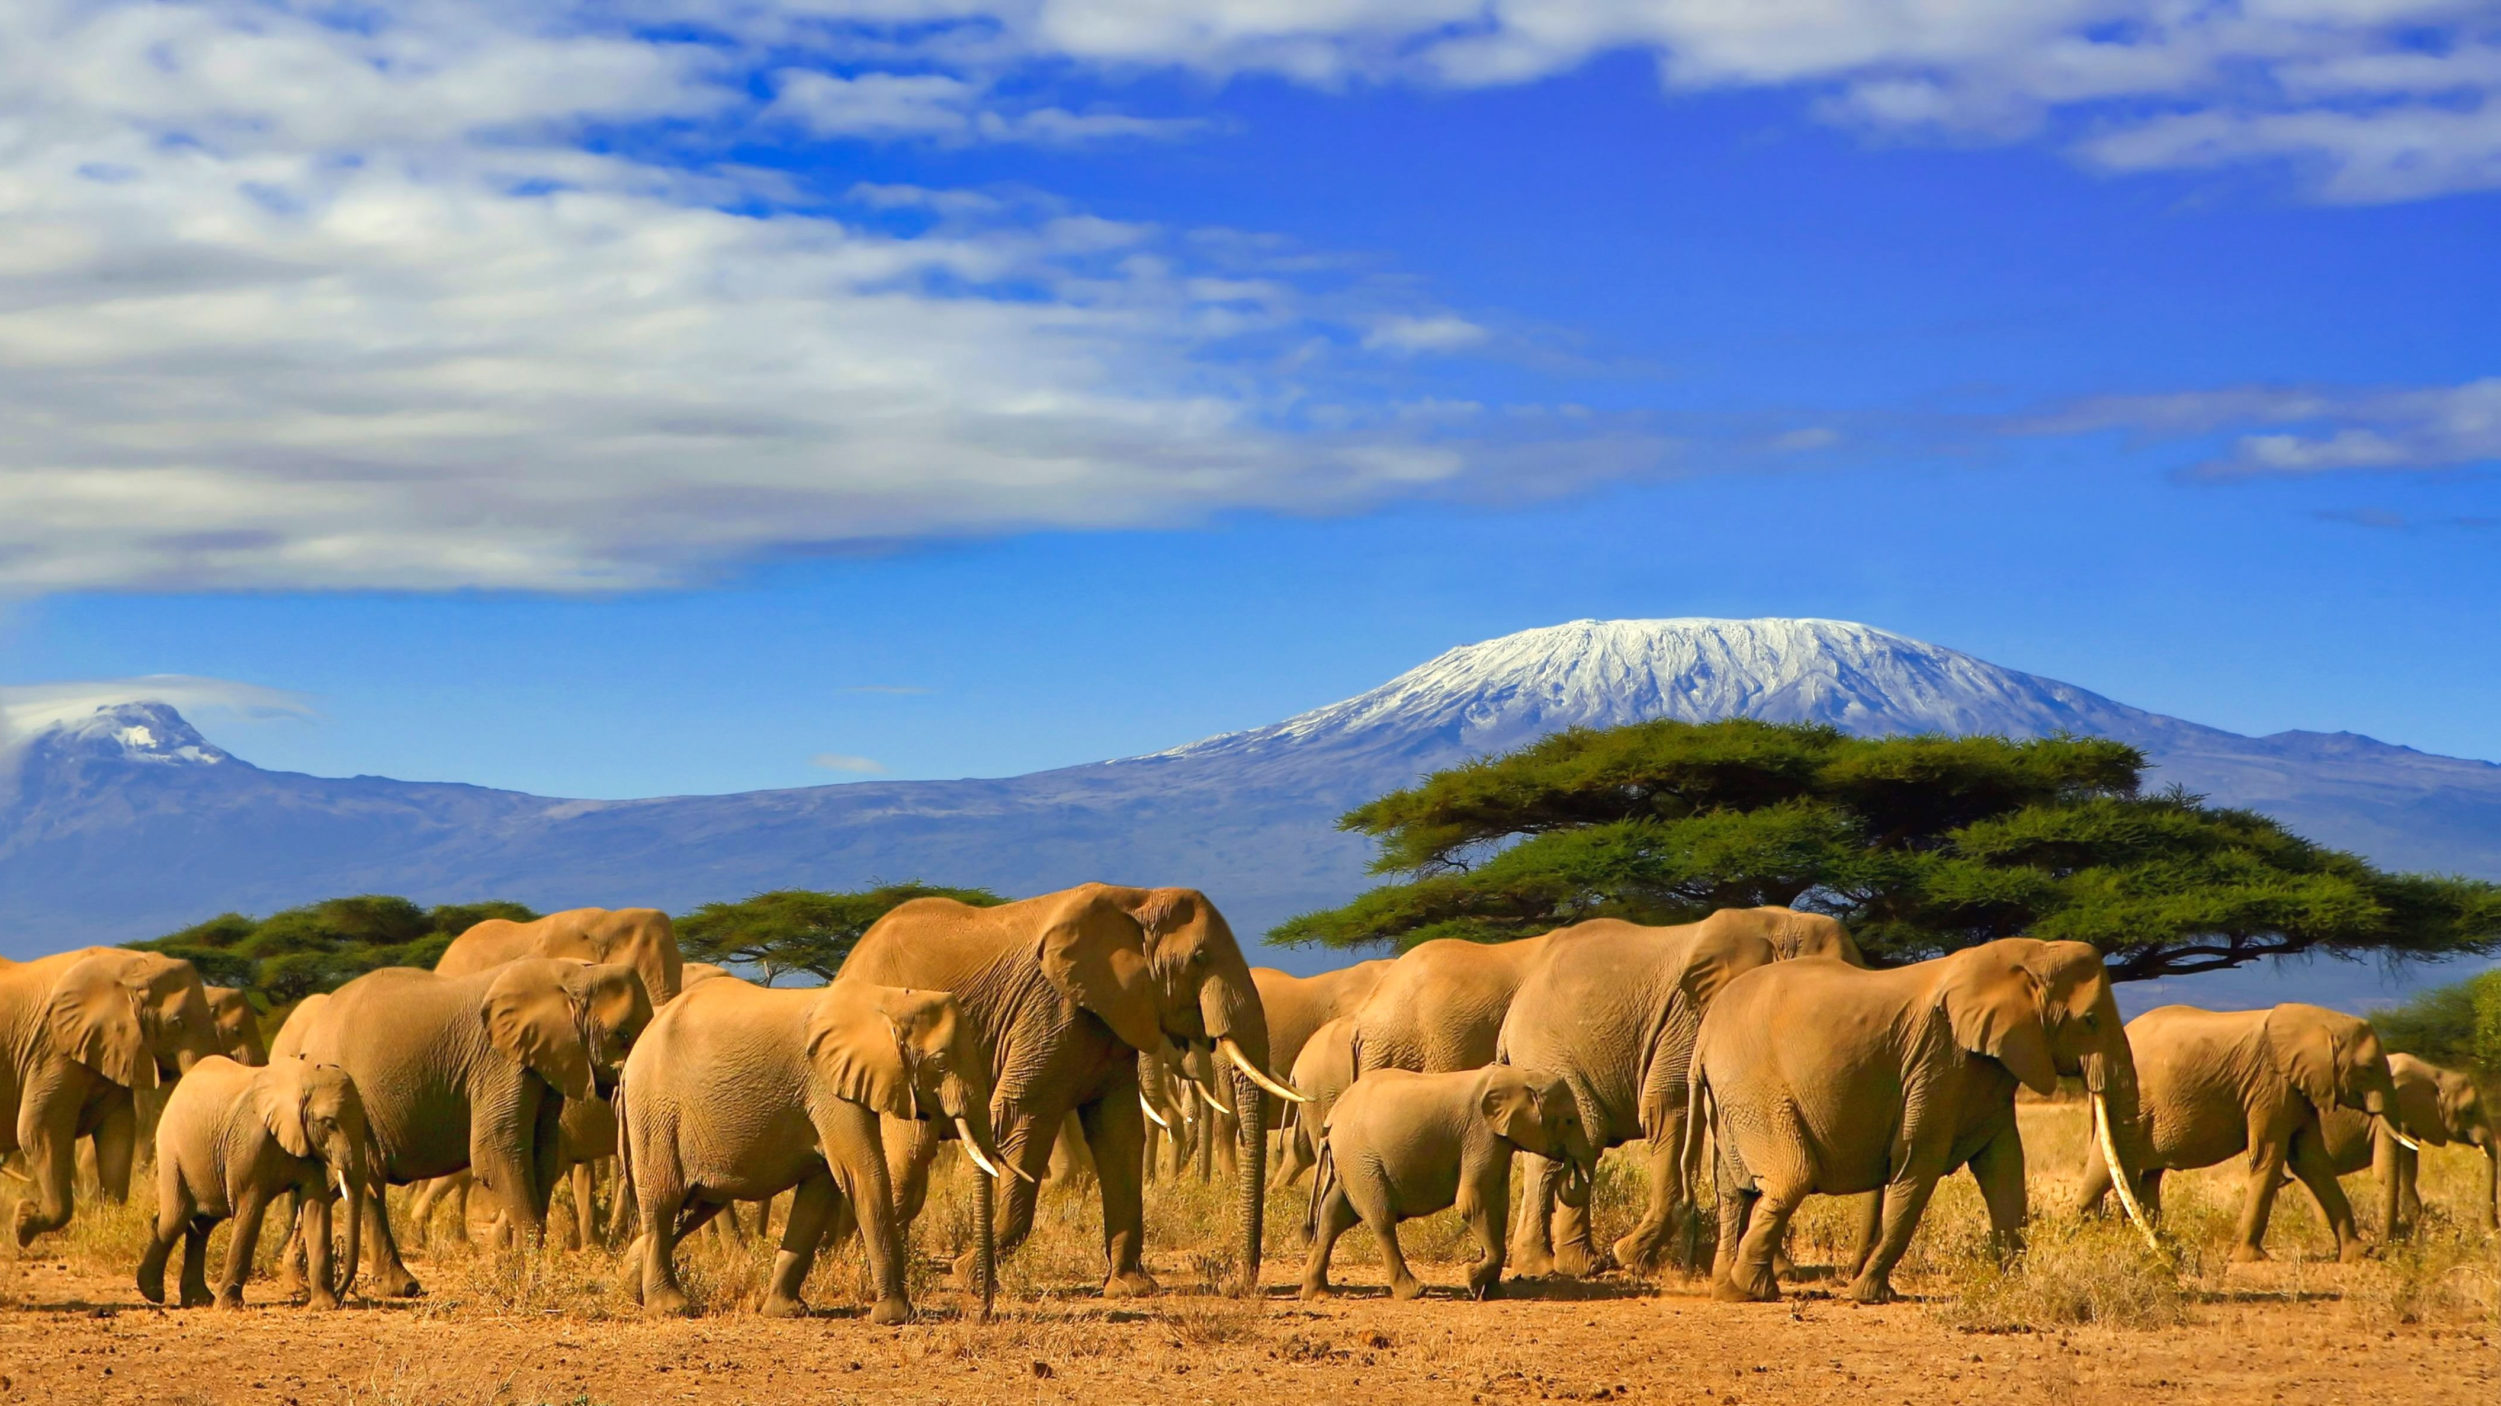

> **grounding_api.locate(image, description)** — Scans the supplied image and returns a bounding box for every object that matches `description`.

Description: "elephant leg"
[2073,1139,2115,1220]
[2286,1131,2365,1262]
[2233,1139,2290,1262]
[1299,1176,1359,1300]
[1844,1190,1884,1282]
[762,1172,839,1320]
[1509,1152,1561,1277]
[1077,1089,1158,1298]
[1613,1137,1690,1276]
[90,1098,136,1205]
[1718,1178,1805,1303]
[1376,1212,1423,1301]
[274,1189,307,1297]
[2141,1168,2166,1220]
[2395,1146,2423,1231]
[300,1192,340,1311]
[1844,1172,1940,1305]
[2371,1128,2404,1241]
[634,1171,693,1316]
[1464,1179,1511,1301]
[1968,1128,2029,1265]
[364,1185,424,1298]
[1273,1121,1314,1197]
[11,1080,83,1246]
[215,1185,272,1309]
[178,1217,216,1309]
[136,1177,192,1305]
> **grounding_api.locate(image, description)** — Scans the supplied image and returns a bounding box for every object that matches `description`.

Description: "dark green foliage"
[1275,718,2501,980]
[2372,968,2501,1076]
[676,882,1005,985]
[130,895,539,1008]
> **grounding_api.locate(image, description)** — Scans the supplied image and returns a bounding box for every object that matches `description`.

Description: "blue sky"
[2,2,2498,800]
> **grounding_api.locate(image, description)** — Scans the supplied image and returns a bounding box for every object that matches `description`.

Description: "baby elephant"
[1303,1065,1593,1301]
[138,1055,371,1310]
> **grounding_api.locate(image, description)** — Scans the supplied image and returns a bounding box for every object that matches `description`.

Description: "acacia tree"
[1273,718,2501,981]
[676,882,1004,985]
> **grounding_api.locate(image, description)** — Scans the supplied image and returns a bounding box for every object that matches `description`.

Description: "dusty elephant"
[1224,960,1395,1165]
[1498,906,1864,1277]
[1275,1015,1360,1190]
[2075,1002,2395,1263]
[839,883,1303,1297]
[1348,933,1561,1078]
[137,1054,372,1310]
[438,907,684,1005]
[203,987,269,1066]
[620,976,1015,1322]
[0,948,219,1245]
[1301,1065,1595,1301]
[272,958,651,1295]
[2319,1052,2499,1236]
[1698,938,2149,1303]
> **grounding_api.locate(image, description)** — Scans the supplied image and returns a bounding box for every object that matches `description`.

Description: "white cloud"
[2025,378,2501,477]
[809,752,888,772]
[0,2,1563,593]
[765,68,1204,144]
[1362,314,1491,354]
[1769,426,1841,452]
[0,674,315,754]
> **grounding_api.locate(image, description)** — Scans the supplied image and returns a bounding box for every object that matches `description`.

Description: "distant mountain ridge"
[5,617,2497,1006]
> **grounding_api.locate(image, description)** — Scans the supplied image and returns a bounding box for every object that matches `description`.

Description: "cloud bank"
[2,3,2492,593]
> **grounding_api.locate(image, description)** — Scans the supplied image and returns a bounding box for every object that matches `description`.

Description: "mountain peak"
[1156,615,2171,763]
[17,702,233,767]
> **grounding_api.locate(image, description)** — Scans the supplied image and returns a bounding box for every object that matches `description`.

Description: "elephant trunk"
[332,1133,368,1301]
[972,1148,996,1319]
[1234,1073,1266,1296]
[2483,1138,2498,1232]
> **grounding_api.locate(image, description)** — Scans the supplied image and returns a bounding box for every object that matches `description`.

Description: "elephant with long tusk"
[618,974,1015,1323]
[840,883,1301,1298]
[2075,1002,2396,1263]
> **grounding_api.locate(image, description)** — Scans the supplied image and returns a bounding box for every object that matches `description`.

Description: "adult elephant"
[1233,961,1394,1173]
[1499,906,1864,1277]
[0,948,219,1244]
[839,883,1300,1296]
[439,908,683,1006]
[2075,1002,2396,1263]
[1697,938,2148,1303]
[1349,933,1562,1078]
[273,958,651,1295]
[621,976,1016,1321]
[2320,1052,2500,1236]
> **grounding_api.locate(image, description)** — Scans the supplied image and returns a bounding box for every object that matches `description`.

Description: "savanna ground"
[1,1101,2494,1405]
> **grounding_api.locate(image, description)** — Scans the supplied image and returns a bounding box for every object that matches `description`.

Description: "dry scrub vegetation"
[2,1101,2496,1405]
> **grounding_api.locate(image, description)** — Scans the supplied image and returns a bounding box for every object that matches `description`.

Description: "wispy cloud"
[2024,379,2501,478]
[0,675,313,753]
[809,752,887,774]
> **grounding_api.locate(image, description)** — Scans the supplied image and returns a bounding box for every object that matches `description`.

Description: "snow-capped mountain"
[3,617,2496,1008]
[1162,617,2167,763]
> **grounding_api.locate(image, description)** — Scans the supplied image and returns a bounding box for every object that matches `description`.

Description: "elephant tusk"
[2093,1092,2160,1251]
[1218,1037,1309,1105]
[1189,1076,1234,1118]
[336,1168,352,1201]
[2389,1128,2423,1153]
[1138,1093,1170,1130]
[954,1118,1004,1180]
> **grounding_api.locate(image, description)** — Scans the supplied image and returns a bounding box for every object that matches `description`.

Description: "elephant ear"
[2264,1007,2341,1111]
[480,963,596,1101]
[258,1058,318,1161]
[805,985,923,1120]
[1479,1067,1543,1146]
[1037,888,1163,1054]
[1937,945,2059,1096]
[45,953,158,1092]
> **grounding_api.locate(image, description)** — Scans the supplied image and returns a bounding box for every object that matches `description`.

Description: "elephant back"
[1350,936,1550,1075]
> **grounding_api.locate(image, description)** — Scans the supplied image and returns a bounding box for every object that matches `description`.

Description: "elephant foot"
[376,1268,424,1299]
[2229,1244,2271,1265]
[1609,1234,1666,1278]
[760,1294,809,1320]
[11,1205,41,1248]
[1101,1269,1160,1299]
[1771,1249,1799,1280]
[643,1285,692,1317]
[1844,1274,1895,1305]
[213,1287,245,1311]
[308,1289,343,1312]
[179,1286,215,1310]
[1466,1272,1503,1301]
[1554,1245,1600,1279]
[1298,1279,1333,1302]
[2338,1241,2372,1264]
[868,1296,911,1327]
[1389,1277,1425,1302]
[1511,1247,1556,1278]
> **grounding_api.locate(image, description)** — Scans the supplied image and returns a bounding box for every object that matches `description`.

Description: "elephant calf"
[138,1055,370,1310]
[1301,1066,1593,1301]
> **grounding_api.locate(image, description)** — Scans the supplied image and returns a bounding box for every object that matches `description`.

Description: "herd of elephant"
[0,890,2491,1325]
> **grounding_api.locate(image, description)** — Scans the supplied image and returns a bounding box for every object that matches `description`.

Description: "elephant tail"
[1680,1051,1712,1212]
[611,1076,636,1241]
[1306,1133,1337,1243]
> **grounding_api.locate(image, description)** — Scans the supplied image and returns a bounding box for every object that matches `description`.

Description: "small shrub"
[1939,1216,2193,1331]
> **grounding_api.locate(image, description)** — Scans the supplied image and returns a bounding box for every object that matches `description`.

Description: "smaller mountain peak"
[24,702,232,767]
